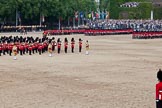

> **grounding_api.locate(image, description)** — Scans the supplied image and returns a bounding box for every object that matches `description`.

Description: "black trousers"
[23,50,25,54]
[3,50,5,55]
[71,47,74,53]
[42,48,44,53]
[42,48,46,53]
[29,50,32,55]
[38,49,41,55]
[32,49,35,54]
[9,50,12,56]
[65,47,67,53]
[79,46,82,52]
[58,48,60,54]
[6,50,8,54]
[52,46,55,51]
[26,49,28,53]
[157,100,162,108]
[35,49,38,53]
[0,50,1,56]
[20,50,23,55]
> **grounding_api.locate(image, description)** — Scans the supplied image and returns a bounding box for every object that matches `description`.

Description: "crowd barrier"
[43,29,133,36]
[132,32,162,39]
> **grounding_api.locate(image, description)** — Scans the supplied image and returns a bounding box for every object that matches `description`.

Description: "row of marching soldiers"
[0,36,89,60]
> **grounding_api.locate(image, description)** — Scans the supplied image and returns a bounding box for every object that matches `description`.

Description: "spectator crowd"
[87,19,162,32]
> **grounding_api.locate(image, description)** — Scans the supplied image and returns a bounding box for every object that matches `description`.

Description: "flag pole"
[78,17,80,27]
[151,10,153,20]
[16,9,18,27]
[68,17,70,27]
[40,13,42,27]
[73,17,75,29]
[59,18,61,30]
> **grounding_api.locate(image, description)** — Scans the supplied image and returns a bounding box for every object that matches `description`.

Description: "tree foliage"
[0,0,97,25]
[0,0,161,26]
[100,0,161,19]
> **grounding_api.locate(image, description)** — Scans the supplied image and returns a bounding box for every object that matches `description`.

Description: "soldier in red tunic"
[28,43,33,55]
[0,41,2,56]
[8,42,13,56]
[156,69,162,108]
[32,43,36,54]
[79,38,82,53]
[64,38,68,53]
[71,38,75,53]
[34,41,39,53]
[43,41,47,53]
[22,43,26,55]
[25,42,29,53]
[2,41,7,55]
[19,44,24,56]
[38,43,43,55]
[57,38,61,54]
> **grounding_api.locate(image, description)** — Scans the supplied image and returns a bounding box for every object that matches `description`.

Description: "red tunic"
[8,45,13,50]
[32,45,36,50]
[57,42,61,48]
[0,44,3,51]
[19,45,24,51]
[0,46,2,51]
[24,44,28,49]
[52,42,56,46]
[43,43,47,48]
[64,42,68,48]
[42,44,44,49]
[38,45,43,50]
[16,45,19,50]
[34,43,38,49]
[3,44,7,50]
[28,46,32,51]
[71,42,75,48]
[79,42,82,47]
[156,82,162,100]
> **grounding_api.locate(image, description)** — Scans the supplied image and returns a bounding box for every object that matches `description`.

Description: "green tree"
[0,0,97,27]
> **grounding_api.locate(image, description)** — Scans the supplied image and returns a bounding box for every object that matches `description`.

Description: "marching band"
[0,36,90,60]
